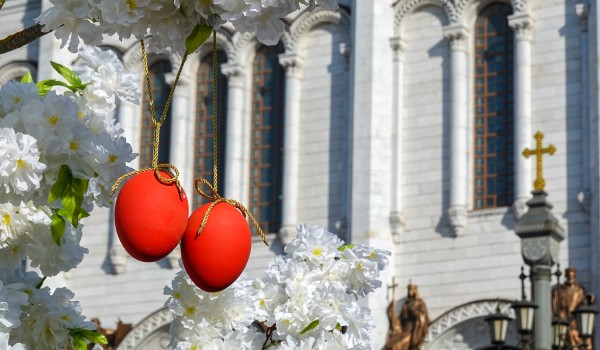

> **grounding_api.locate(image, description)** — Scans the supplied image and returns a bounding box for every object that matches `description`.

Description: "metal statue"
[384,280,429,350]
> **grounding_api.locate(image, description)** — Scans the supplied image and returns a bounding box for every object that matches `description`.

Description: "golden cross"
[522,131,556,191]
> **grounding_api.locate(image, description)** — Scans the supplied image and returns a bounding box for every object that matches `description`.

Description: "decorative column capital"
[278,53,304,79]
[447,205,467,236]
[389,211,405,243]
[389,36,406,62]
[575,3,589,32]
[109,244,128,275]
[508,13,535,41]
[165,73,190,96]
[221,63,245,88]
[339,42,351,68]
[279,225,297,245]
[443,25,469,52]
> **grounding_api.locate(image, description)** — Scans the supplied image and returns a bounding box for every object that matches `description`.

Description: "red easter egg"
[181,202,252,292]
[115,170,189,262]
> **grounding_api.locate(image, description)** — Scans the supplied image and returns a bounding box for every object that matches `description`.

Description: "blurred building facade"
[1,0,599,348]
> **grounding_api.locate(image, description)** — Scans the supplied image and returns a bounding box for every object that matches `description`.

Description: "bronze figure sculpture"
[384,281,429,350]
[551,266,595,350]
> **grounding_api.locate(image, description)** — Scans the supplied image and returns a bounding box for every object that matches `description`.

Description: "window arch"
[250,43,285,234]
[193,51,228,207]
[140,60,172,168]
[473,3,514,209]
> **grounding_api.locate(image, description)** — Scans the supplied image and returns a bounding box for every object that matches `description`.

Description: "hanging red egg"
[114,170,189,262]
[181,202,252,292]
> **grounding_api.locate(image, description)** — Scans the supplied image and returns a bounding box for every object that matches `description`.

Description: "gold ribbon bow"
[110,164,184,198]
[194,178,269,246]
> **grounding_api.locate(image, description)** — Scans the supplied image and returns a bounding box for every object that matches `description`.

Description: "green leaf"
[185,24,212,54]
[72,336,87,350]
[69,328,107,350]
[48,165,89,228]
[20,72,33,84]
[338,244,355,252]
[300,319,320,334]
[37,79,73,96]
[78,209,90,221]
[51,61,82,86]
[51,214,65,246]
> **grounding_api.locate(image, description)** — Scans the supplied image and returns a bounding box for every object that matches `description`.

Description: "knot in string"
[110,164,184,198]
[195,178,269,246]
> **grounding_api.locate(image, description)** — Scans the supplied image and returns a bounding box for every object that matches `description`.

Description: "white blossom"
[0,128,46,197]
[76,45,141,105]
[27,220,88,276]
[36,0,340,54]
[167,225,388,349]
[0,332,26,350]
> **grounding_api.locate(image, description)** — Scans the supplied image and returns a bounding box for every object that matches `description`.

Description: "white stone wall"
[392,0,593,324]
[0,0,40,80]
[297,23,350,235]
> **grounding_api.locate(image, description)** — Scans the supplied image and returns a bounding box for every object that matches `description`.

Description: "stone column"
[278,53,303,243]
[221,63,246,202]
[515,191,565,350]
[508,14,535,218]
[350,1,395,347]
[389,36,406,243]
[531,265,553,349]
[166,75,193,205]
[108,100,141,274]
[443,25,469,236]
[576,3,591,211]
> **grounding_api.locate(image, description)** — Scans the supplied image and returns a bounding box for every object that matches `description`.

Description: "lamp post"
[572,296,598,349]
[486,304,513,350]
[512,267,538,350]
[551,317,569,349]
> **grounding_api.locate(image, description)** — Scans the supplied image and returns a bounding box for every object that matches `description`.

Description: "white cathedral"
[1,0,599,349]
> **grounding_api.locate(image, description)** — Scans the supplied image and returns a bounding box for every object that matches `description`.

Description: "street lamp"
[511,267,537,350]
[551,317,569,349]
[572,295,598,346]
[486,304,513,348]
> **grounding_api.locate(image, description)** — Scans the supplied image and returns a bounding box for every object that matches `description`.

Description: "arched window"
[193,51,228,207]
[140,60,172,168]
[250,44,285,234]
[473,3,514,209]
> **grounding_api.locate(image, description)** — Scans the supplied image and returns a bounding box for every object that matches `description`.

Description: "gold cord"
[192,31,268,246]
[195,178,268,246]
[212,30,218,192]
[111,40,189,197]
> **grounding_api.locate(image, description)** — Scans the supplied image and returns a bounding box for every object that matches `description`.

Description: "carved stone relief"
[425,300,518,350]
[116,308,173,350]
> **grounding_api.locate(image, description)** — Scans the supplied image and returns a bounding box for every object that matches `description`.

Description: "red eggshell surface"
[181,202,252,292]
[115,170,189,262]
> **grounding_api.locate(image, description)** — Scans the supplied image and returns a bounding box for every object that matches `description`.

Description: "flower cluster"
[37,0,339,54]
[0,45,138,348]
[0,46,137,277]
[0,268,96,349]
[165,225,390,349]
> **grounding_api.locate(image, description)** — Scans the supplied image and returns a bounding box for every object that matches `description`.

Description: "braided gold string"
[195,178,268,245]
[194,31,269,246]
[111,40,189,197]
[212,30,218,191]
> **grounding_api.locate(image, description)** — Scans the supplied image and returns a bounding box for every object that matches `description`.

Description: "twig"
[0,24,50,55]
[0,0,6,12]
[261,324,277,350]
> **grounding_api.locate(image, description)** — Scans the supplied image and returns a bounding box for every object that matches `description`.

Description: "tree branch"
[0,24,50,55]
[0,0,5,12]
